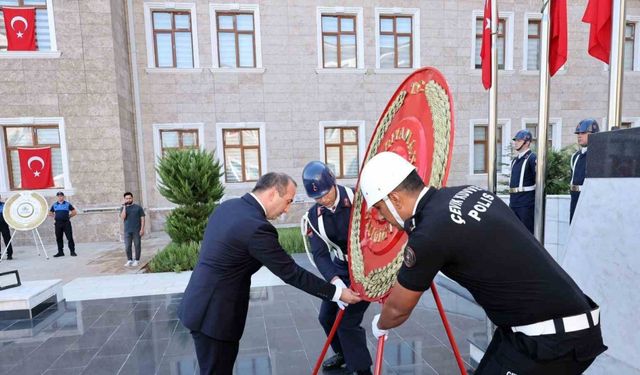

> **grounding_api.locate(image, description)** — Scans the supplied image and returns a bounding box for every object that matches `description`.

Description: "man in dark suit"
[179,172,361,375]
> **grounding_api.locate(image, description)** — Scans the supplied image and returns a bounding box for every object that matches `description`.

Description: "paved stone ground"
[0,232,171,283]
[0,286,483,375]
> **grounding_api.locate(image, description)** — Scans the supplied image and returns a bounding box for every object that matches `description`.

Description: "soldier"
[360,152,606,375]
[570,119,599,223]
[301,161,372,375]
[509,129,537,233]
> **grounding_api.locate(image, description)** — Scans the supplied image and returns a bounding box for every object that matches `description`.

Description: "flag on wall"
[2,7,37,51]
[481,0,492,89]
[582,0,612,64]
[18,147,54,189]
[549,0,568,75]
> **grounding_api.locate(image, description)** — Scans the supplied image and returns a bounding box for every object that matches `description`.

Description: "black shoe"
[356,370,373,375]
[53,252,65,257]
[6,255,12,260]
[70,252,77,256]
[322,353,345,370]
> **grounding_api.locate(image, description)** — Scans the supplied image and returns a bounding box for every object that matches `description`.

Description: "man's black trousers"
[475,325,605,375]
[54,221,75,254]
[191,331,239,375]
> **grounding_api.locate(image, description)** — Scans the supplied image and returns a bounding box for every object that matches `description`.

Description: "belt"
[509,185,536,193]
[570,185,581,192]
[511,308,599,336]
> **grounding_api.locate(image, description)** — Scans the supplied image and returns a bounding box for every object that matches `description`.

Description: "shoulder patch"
[403,246,416,268]
[343,198,351,207]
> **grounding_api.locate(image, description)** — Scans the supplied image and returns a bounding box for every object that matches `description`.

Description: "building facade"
[1,0,639,243]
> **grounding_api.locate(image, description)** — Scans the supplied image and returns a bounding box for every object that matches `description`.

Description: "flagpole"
[487,0,498,194]
[534,0,551,243]
[607,0,627,131]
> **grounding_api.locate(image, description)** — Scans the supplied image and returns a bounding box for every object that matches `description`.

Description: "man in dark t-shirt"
[120,192,145,267]
[359,152,606,375]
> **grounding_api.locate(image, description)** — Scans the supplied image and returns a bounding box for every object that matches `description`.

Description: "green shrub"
[165,203,216,244]
[545,146,577,194]
[277,227,305,255]
[148,241,200,273]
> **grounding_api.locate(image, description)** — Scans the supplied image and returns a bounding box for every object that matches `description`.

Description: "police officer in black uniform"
[360,152,606,375]
[0,195,14,260]
[301,161,372,375]
[509,130,537,233]
[49,192,77,257]
[570,119,599,223]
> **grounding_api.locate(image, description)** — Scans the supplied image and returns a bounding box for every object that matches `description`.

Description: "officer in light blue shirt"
[0,195,14,260]
[49,191,77,257]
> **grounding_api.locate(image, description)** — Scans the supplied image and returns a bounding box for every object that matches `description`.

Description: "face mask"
[382,196,405,229]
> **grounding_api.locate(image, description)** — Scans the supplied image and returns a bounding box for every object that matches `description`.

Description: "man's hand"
[139,229,144,237]
[371,314,389,340]
[331,278,348,310]
[338,288,361,304]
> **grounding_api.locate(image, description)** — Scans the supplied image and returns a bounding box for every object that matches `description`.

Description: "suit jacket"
[305,185,352,282]
[179,193,336,341]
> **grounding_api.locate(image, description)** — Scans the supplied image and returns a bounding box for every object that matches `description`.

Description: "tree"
[156,149,224,244]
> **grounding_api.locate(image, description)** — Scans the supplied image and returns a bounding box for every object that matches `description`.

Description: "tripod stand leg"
[34,229,49,259]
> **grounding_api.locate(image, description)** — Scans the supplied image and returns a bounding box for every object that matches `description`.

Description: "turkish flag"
[549,0,568,76]
[582,0,612,64]
[2,7,37,51]
[480,0,492,89]
[18,147,54,189]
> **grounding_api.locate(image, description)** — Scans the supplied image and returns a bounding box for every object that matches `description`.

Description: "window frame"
[316,7,365,72]
[0,0,60,59]
[152,123,205,184]
[143,2,200,70]
[319,121,366,182]
[374,8,420,71]
[624,17,640,72]
[520,118,563,152]
[470,10,514,71]
[523,16,541,71]
[468,119,511,176]
[0,117,72,194]
[210,3,263,72]
[215,122,267,186]
[215,12,257,68]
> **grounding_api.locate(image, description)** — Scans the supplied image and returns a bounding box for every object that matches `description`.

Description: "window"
[470,120,510,175]
[160,129,199,156]
[520,119,562,151]
[3,125,62,189]
[379,16,412,68]
[152,11,193,68]
[144,3,200,69]
[473,124,503,174]
[475,17,506,69]
[321,15,356,68]
[222,128,261,183]
[625,22,636,71]
[316,7,364,70]
[0,0,57,54]
[526,19,541,70]
[210,4,262,70]
[324,127,359,178]
[216,12,256,68]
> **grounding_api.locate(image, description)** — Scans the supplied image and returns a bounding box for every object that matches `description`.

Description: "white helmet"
[359,152,416,207]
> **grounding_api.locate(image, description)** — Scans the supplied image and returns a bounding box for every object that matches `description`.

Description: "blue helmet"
[512,129,533,142]
[302,161,336,199]
[575,118,600,134]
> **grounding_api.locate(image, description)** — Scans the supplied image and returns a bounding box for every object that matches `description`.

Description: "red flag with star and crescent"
[2,7,37,51]
[480,0,492,89]
[18,147,54,189]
